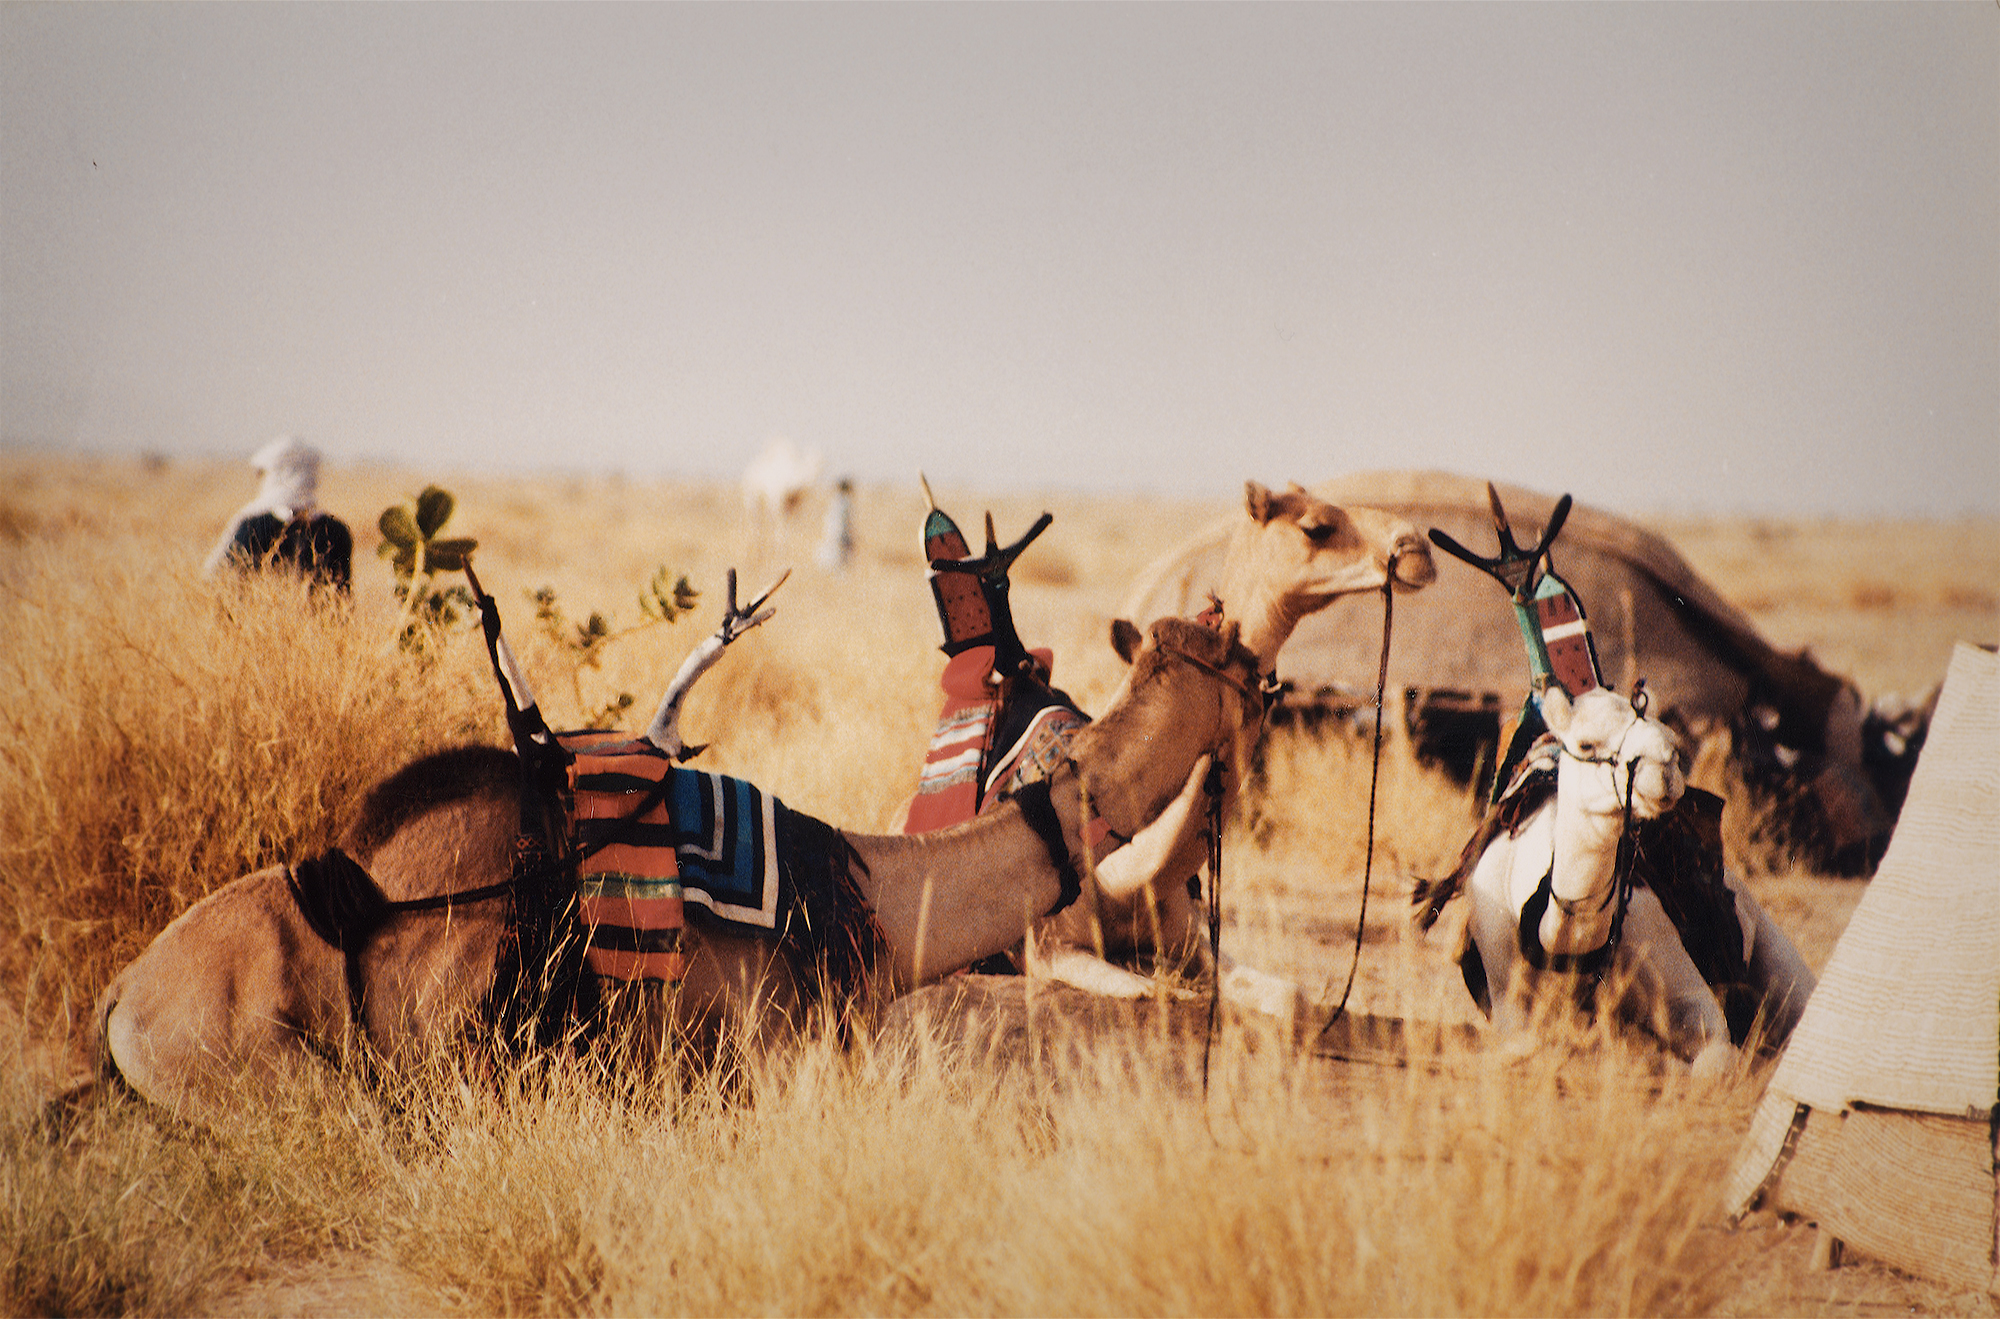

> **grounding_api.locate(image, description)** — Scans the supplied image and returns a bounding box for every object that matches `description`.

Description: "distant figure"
[816,477,855,571]
[202,436,353,593]
[740,437,823,563]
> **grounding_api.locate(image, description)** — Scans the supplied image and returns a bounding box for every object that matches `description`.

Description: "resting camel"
[94,616,1263,1128]
[1020,481,1436,1017]
[1413,683,1817,1075]
[1124,471,1925,873]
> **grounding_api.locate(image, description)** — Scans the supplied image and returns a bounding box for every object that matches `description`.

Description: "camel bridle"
[1015,626,1270,931]
[1146,628,1283,717]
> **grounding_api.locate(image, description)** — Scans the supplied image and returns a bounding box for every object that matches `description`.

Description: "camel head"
[1069,617,1263,837]
[1542,685,1685,821]
[1218,482,1435,662]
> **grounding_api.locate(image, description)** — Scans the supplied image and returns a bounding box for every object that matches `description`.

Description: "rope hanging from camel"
[1200,750,1227,1094]
[1318,569,1395,1038]
[1198,623,1281,1096]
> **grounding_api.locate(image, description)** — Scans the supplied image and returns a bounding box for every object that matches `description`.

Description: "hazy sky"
[4,3,1995,515]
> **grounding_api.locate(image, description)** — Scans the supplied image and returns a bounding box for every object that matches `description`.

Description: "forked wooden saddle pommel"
[919,474,1053,678]
[1427,482,1603,701]
[1429,483,1608,804]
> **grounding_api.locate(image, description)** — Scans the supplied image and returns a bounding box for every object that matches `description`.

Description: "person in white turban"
[202,436,353,592]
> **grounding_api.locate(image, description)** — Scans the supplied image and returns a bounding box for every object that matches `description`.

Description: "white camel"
[1428,684,1817,1074]
[740,438,823,563]
[92,615,1263,1128]
[1021,481,1437,1020]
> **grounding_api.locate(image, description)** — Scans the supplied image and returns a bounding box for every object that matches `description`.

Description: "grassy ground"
[2,450,1995,1316]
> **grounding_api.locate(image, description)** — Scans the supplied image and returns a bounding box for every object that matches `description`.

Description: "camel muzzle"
[1389,539,1437,590]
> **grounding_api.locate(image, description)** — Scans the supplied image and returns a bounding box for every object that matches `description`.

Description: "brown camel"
[1024,481,1436,1017]
[94,618,1262,1128]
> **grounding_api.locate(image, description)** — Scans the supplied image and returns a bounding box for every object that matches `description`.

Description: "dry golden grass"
[2,450,1995,1317]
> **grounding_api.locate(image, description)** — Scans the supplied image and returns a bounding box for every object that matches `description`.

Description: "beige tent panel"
[1758,641,1999,1117]
[1727,642,1999,1294]
[1776,1106,1998,1293]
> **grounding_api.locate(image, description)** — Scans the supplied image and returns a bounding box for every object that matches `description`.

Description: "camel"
[1122,470,1924,873]
[740,437,823,563]
[1010,481,1436,1018]
[1414,683,1817,1075]
[93,616,1263,1128]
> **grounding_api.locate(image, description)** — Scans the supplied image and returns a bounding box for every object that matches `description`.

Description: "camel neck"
[1549,802,1626,905]
[846,797,1074,989]
[1214,575,1300,669]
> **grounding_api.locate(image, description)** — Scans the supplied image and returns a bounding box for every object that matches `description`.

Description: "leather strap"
[1012,777,1082,917]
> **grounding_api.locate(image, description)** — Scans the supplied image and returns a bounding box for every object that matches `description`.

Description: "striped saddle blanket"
[904,644,1081,834]
[559,731,784,983]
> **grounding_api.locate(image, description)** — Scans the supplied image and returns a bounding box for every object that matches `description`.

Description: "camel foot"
[1687,1038,1738,1081]
[1487,1030,1544,1067]
[1218,962,1307,1025]
[1037,949,1158,1000]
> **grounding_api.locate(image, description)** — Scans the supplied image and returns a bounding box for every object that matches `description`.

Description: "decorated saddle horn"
[918,474,1052,680]
[1428,483,1603,699]
[907,477,1076,838]
[1428,483,1606,801]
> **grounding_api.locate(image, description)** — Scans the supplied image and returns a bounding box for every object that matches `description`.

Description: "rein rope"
[1154,631,1281,712]
[1318,571,1396,1039]
[1200,718,1228,1096]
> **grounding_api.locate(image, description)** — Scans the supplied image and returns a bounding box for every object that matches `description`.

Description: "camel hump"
[340,744,519,860]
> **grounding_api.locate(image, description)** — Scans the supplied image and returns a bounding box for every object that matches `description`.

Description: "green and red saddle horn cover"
[923,505,996,656]
[1428,484,1607,801]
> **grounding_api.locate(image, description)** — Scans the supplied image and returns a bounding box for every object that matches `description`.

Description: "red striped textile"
[561,731,687,983]
[905,646,999,833]
[1536,587,1602,696]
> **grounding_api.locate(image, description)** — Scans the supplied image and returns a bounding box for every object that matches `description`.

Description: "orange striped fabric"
[563,731,687,983]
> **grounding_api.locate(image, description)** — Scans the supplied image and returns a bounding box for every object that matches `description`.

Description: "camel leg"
[669,924,812,1055]
[1465,878,1527,1033]
[1143,861,1310,1022]
[1088,757,1209,904]
[1035,945,1163,999]
[1215,951,1309,1024]
[1615,889,1736,1076]
[1727,878,1818,1052]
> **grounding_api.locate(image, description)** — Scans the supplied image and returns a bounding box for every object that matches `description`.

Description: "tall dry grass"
[7,1005,1783,1317]
[0,536,508,1043]
[3,452,1993,1316]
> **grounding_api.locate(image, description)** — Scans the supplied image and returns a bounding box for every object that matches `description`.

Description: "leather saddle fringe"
[773,805,886,1025]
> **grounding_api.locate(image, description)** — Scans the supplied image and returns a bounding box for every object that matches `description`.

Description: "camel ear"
[1245,481,1275,524]
[1540,685,1574,734]
[1109,618,1143,664]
